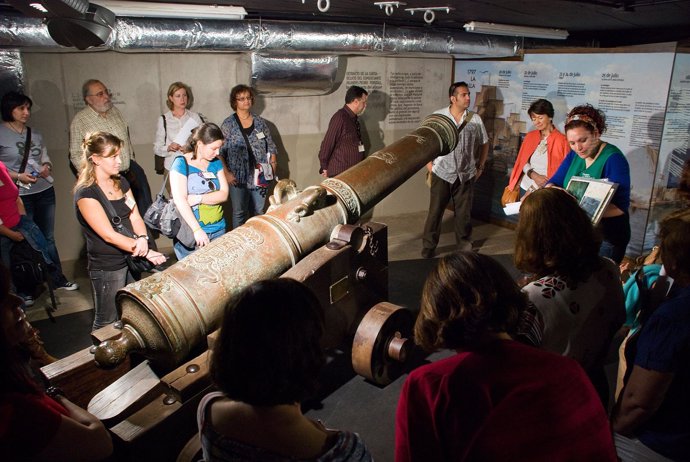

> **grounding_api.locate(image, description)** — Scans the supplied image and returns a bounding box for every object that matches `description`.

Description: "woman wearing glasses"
[170,123,228,260]
[220,84,277,229]
[503,98,569,205]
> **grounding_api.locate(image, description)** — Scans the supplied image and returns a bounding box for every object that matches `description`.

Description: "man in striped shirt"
[318,86,368,178]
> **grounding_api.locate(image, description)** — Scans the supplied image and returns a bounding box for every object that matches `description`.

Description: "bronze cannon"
[41,113,458,460]
[94,113,458,370]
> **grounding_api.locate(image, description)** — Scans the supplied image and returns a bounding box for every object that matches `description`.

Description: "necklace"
[6,122,24,135]
[238,112,252,121]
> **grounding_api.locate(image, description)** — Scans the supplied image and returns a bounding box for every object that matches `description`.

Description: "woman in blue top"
[548,104,631,264]
[170,123,228,260]
[220,85,278,230]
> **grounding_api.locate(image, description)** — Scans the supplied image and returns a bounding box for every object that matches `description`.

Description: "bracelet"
[45,386,64,399]
[192,227,202,233]
[136,234,149,241]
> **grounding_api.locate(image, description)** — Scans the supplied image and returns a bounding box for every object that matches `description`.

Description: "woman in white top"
[153,82,203,173]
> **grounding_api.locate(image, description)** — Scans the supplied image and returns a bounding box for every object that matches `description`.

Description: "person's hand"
[320,170,328,178]
[532,172,548,188]
[474,165,485,179]
[145,250,167,265]
[131,236,149,257]
[167,142,182,152]
[227,171,238,186]
[9,230,25,242]
[17,172,37,184]
[187,194,202,207]
[194,228,210,247]
[39,164,52,179]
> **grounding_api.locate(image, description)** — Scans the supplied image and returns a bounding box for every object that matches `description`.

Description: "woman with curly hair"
[395,251,616,462]
[514,187,625,405]
[547,103,631,263]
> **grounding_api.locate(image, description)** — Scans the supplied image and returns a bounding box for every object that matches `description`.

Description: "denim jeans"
[21,187,62,273]
[0,215,68,289]
[229,185,266,230]
[173,228,225,260]
[89,266,133,331]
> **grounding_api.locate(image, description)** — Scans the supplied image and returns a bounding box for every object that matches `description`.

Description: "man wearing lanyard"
[421,81,489,258]
[318,86,368,178]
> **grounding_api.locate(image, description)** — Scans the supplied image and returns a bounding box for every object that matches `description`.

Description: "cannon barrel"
[94,114,458,369]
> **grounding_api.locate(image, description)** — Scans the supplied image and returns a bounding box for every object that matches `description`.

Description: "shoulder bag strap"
[92,185,135,237]
[161,114,167,140]
[18,127,32,174]
[458,111,474,134]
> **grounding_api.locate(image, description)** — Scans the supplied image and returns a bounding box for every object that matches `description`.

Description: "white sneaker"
[58,281,79,291]
[22,295,35,307]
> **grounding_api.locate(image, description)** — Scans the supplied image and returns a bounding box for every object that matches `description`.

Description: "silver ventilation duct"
[1,14,521,95]
[1,14,521,58]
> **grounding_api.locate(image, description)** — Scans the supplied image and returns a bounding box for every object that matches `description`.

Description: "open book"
[565,176,618,225]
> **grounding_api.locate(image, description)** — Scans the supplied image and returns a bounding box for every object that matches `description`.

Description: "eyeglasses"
[235,96,253,102]
[88,89,112,98]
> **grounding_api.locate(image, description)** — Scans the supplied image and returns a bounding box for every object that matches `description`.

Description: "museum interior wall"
[19,51,452,261]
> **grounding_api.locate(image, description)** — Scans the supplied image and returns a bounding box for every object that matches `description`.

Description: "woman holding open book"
[547,104,631,264]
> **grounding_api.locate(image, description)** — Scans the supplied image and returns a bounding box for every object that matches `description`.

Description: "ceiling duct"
[7,0,116,49]
[0,13,521,58]
[251,53,340,96]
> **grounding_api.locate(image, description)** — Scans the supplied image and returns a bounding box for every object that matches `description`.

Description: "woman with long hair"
[0,265,113,461]
[170,122,228,260]
[74,132,166,331]
[395,252,616,461]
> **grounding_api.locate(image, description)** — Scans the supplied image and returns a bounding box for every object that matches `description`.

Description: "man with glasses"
[69,79,154,228]
[318,85,368,178]
[421,81,489,258]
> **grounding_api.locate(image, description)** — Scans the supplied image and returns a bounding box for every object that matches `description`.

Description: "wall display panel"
[456,52,676,256]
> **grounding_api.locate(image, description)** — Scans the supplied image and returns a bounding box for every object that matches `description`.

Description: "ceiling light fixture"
[463,21,569,40]
[374,2,406,16]
[92,1,248,20]
[405,6,452,24]
[29,2,49,13]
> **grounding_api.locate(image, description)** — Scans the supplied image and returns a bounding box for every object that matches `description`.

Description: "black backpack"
[10,240,46,294]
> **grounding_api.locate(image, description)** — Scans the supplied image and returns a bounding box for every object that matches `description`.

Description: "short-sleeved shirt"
[74,178,133,271]
[70,105,133,172]
[0,161,21,229]
[0,392,68,460]
[171,156,225,235]
[0,125,53,196]
[634,284,690,460]
[431,107,488,184]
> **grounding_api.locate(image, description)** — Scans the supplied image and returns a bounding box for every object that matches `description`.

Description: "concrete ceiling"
[2,0,690,46]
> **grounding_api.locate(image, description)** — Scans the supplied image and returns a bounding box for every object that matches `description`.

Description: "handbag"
[143,157,196,248]
[501,183,520,207]
[92,185,155,277]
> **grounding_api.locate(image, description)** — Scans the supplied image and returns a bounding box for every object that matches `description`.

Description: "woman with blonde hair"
[170,122,228,260]
[153,81,204,174]
[74,131,166,331]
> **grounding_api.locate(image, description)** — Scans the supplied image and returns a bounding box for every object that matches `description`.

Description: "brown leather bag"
[501,183,520,207]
